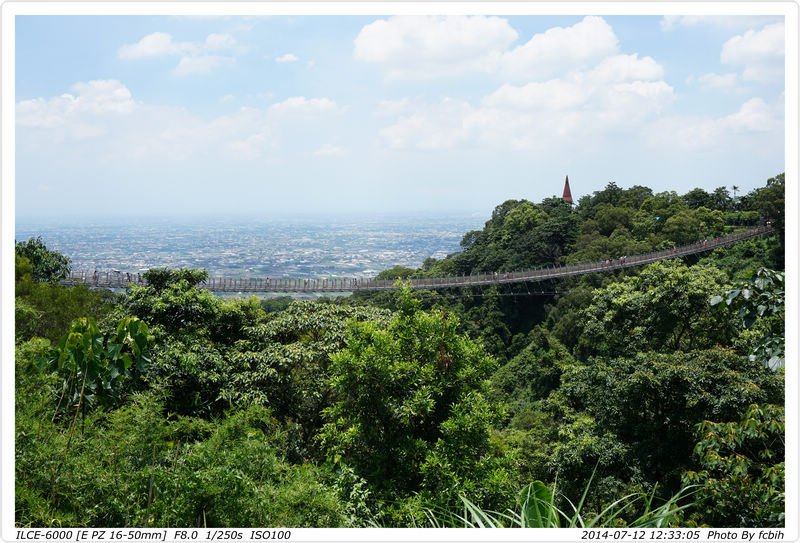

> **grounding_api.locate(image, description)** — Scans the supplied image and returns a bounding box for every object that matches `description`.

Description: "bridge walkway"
[62,226,773,293]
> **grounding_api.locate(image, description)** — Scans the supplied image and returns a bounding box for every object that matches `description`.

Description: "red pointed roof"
[562,175,573,204]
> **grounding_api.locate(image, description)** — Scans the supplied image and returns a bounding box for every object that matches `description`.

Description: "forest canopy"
[15,174,785,528]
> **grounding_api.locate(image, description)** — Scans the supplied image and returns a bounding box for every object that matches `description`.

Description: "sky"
[13,12,787,219]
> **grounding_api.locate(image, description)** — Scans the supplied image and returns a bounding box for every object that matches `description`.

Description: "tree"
[682,188,713,210]
[710,186,733,211]
[710,268,785,370]
[16,254,119,344]
[16,237,71,282]
[223,301,391,450]
[120,268,245,416]
[320,286,511,522]
[43,316,151,421]
[125,268,220,335]
[549,349,783,498]
[682,404,784,527]
[753,173,785,234]
[661,207,724,245]
[490,326,575,420]
[376,266,416,280]
[578,261,735,359]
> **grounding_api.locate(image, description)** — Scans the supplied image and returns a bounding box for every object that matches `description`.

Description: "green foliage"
[260,296,294,313]
[683,404,784,527]
[41,316,151,422]
[567,228,652,264]
[549,350,783,499]
[422,479,695,528]
[699,236,782,280]
[490,326,574,419]
[683,188,713,210]
[15,297,42,342]
[120,269,266,417]
[16,236,71,282]
[223,301,391,450]
[16,254,119,344]
[751,173,784,235]
[15,173,784,528]
[578,261,734,358]
[16,391,347,527]
[710,268,784,369]
[320,286,512,522]
[661,207,724,245]
[125,268,221,335]
[377,265,416,280]
[427,197,579,275]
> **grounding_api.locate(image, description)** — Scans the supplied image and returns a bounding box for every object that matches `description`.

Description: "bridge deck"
[62,226,773,293]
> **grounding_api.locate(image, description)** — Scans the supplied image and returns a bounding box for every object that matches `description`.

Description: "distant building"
[562,175,573,205]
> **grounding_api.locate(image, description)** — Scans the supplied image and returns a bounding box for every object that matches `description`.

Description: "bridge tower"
[562,175,573,206]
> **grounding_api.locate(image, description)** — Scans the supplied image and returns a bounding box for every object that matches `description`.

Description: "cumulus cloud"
[721,22,784,82]
[693,72,738,90]
[498,16,619,80]
[275,53,299,63]
[17,81,343,161]
[16,79,134,135]
[205,33,238,50]
[660,15,780,31]
[354,15,518,79]
[375,98,411,117]
[118,32,195,59]
[646,97,781,151]
[173,55,233,76]
[314,143,346,156]
[119,31,240,76]
[225,131,276,160]
[268,96,341,115]
[354,15,620,81]
[379,53,673,151]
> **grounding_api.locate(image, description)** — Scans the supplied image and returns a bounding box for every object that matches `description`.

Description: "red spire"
[562,175,573,204]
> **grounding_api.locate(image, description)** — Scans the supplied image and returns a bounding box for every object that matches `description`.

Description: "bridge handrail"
[63,225,773,292]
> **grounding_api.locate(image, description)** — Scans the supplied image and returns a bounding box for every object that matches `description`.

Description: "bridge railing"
[63,225,773,292]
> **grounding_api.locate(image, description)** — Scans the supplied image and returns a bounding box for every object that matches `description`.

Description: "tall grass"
[423,478,697,528]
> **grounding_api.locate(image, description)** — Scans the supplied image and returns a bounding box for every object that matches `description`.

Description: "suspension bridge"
[62,226,773,294]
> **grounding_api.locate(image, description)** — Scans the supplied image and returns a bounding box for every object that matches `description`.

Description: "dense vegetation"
[15,174,785,528]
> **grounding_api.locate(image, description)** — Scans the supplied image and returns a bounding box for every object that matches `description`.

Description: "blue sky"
[14,13,786,218]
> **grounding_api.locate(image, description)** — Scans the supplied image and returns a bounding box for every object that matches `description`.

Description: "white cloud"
[379,98,476,150]
[17,80,134,132]
[354,15,619,81]
[375,98,411,117]
[275,53,299,63]
[379,53,673,151]
[587,53,663,83]
[724,97,777,132]
[354,15,518,79]
[205,33,238,50]
[499,16,619,80]
[646,97,781,150]
[660,15,780,31]
[721,22,784,82]
[268,96,341,115]
[693,72,738,90]
[119,32,240,76]
[17,81,343,161]
[173,55,233,76]
[118,32,195,59]
[225,131,276,160]
[314,143,346,156]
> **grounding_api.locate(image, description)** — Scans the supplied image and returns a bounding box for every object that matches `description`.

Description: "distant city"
[15,214,485,280]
